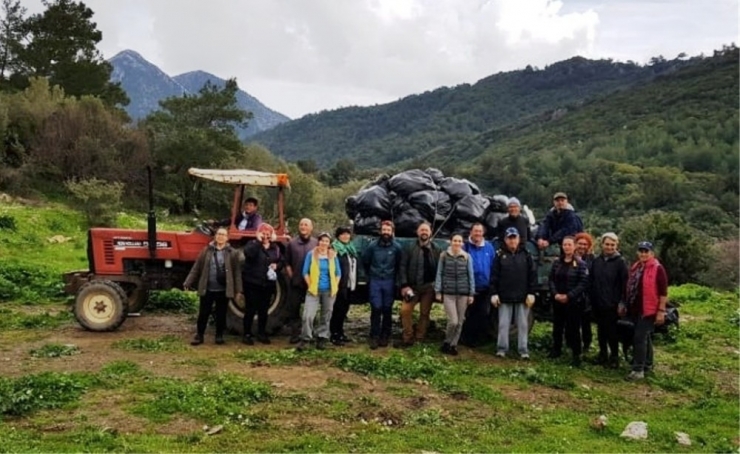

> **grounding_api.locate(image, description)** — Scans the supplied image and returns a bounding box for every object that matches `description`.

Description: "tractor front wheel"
[74,280,129,331]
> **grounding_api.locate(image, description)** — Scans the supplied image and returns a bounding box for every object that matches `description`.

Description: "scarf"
[332,239,358,257]
[626,262,644,309]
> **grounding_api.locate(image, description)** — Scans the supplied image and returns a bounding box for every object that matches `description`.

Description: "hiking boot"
[242,334,255,345]
[289,334,301,344]
[607,356,620,369]
[440,342,451,354]
[394,340,413,349]
[449,346,459,356]
[190,334,204,346]
[330,335,344,347]
[625,371,644,381]
[316,338,327,350]
[257,334,271,345]
[378,337,389,348]
[339,334,352,344]
[215,335,225,345]
[369,337,379,350]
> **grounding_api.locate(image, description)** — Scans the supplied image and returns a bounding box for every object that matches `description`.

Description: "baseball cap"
[505,227,520,238]
[637,241,654,251]
[553,192,568,200]
[317,231,332,241]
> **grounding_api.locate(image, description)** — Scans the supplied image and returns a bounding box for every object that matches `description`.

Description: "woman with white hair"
[589,232,629,368]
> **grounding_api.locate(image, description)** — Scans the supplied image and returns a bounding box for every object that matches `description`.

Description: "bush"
[64,178,123,227]
[0,260,64,302]
[0,372,92,416]
[0,215,16,231]
[698,239,739,291]
[148,289,198,314]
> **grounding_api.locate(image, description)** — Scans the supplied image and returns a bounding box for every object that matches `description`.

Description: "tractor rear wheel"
[226,275,288,336]
[74,280,129,332]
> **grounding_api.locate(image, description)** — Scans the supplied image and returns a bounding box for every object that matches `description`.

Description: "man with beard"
[361,220,403,349]
[536,192,584,249]
[460,222,496,348]
[283,218,318,343]
[395,222,441,348]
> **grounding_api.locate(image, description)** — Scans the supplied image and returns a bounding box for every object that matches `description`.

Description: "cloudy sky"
[24,0,738,118]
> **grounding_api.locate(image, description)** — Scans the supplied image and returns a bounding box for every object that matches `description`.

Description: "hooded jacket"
[490,246,536,304]
[463,238,495,292]
[536,203,584,244]
[242,241,284,288]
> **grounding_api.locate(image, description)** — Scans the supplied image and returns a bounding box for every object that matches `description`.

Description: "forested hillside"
[252,55,697,168]
[426,47,739,239]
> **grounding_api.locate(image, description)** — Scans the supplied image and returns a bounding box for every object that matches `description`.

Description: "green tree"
[144,78,252,213]
[11,0,127,106]
[0,0,26,81]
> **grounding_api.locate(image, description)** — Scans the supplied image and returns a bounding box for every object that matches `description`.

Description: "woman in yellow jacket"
[297,232,341,351]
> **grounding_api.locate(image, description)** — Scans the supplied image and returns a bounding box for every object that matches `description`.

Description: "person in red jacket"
[620,241,668,381]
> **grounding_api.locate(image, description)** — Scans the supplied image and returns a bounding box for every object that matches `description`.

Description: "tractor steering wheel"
[195,221,216,236]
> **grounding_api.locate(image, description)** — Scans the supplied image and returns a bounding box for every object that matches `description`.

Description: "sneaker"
[625,371,645,381]
[296,341,307,352]
[215,335,225,345]
[242,335,255,345]
[190,334,204,346]
[339,334,353,344]
[378,337,389,348]
[256,334,271,345]
[289,334,301,344]
[607,356,620,369]
[316,338,327,350]
[369,337,379,350]
[440,342,451,354]
[330,336,344,347]
[495,351,506,358]
[520,353,530,360]
[449,346,459,356]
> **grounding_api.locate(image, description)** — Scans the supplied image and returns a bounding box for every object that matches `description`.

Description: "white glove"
[490,295,500,307]
[525,294,535,308]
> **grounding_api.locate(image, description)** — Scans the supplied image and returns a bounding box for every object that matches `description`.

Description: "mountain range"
[108,50,290,138]
[251,55,701,168]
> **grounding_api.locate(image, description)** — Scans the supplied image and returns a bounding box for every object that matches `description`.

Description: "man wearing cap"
[215,197,263,231]
[536,192,584,249]
[621,241,668,381]
[495,197,530,245]
[460,222,496,348]
[490,227,537,359]
[589,232,629,368]
[283,218,318,343]
[396,222,441,348]
[361,220,403,349]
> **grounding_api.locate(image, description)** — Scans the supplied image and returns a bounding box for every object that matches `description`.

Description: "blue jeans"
[497,302,530,355]
[369,278,395,339]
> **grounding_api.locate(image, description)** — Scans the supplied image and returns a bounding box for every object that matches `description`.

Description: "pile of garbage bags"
[345,168,534,238]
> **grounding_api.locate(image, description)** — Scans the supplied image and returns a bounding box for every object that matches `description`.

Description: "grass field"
[0,200,738,452]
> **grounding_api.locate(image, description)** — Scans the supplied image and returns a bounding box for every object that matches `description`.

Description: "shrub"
[0,215,16,231]
[698,239,739,291]
[0,372,92,417]
[148,289,198,314]
[0,260,64,302]
[64,178,123,227]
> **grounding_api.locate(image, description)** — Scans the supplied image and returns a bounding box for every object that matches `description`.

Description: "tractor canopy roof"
[188,168,290,188]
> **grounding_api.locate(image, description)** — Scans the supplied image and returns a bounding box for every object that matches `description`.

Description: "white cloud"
[19,0,739,118]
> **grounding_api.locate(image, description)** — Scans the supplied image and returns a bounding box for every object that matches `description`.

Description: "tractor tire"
[226,275,288,336]
[74,280,129,332]
[126,285,150,314]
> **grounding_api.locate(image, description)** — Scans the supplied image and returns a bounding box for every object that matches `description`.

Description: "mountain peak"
[109,49,146,62]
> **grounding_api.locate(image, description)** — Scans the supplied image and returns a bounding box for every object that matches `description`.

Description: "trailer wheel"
[226,275,288,335]
[74,280,129,332]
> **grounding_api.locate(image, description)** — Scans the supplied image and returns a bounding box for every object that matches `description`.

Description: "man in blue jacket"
[361,220,403,350]
[536,192,584,249]
[460,222,496,347]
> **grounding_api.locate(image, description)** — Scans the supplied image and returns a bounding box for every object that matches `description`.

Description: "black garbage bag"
[387,169,436,197]
[355,185,392,218]
[392,197,413,217]
[345,195,359,219]
[454,194,490,222]
[394,208,426,237]
[439,177,480,200]
[408,190,453,221]
[484,211,508,234]
[353,214,381,235]
[488,194,510,213]
[360,173,391,191]
[425,168,445,184]
[451,219,474,236]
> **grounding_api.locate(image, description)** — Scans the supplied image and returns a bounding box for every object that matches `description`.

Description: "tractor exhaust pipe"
[147,166,157,259]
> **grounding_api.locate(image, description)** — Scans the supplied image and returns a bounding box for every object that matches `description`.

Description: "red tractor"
[63,168,292,332]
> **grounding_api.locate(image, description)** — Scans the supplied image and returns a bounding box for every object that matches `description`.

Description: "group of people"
[184,192,669,381]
